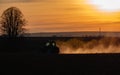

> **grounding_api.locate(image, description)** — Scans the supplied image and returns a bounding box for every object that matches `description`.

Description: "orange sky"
[0,0,120,33]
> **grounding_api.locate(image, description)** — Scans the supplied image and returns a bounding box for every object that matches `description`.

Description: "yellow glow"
[87,0,120,12]
[0,0,120,33]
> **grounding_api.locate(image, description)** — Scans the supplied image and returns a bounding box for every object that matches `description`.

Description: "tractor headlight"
[46,42,50,46]
[52,43,55,46]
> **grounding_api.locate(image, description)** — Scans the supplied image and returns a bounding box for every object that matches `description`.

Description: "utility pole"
[99,27,101,37]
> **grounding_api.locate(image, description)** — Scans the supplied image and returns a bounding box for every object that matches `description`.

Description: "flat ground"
[0,37,120,75]
[0,53,120,75]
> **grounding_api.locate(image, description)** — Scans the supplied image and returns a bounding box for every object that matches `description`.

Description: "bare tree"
[0,7,26,37]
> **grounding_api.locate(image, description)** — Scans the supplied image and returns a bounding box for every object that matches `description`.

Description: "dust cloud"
[56,37,120,54]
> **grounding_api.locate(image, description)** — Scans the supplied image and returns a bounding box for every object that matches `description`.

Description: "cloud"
[0,0,42,3]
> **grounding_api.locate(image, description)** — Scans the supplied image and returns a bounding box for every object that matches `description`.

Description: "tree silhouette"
[0,7,26,37]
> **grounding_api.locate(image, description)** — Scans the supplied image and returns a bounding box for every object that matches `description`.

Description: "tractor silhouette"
[41,40,59,54]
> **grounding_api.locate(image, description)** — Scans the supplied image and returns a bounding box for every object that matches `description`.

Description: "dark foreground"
[0,37,120,74]
[1,53,120,75]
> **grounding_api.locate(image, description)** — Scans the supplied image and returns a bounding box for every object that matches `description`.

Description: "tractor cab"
[45,40,56,47]
[39,40,59,54]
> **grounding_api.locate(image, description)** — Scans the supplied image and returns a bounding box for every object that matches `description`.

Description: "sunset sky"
[0,0,120,33]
